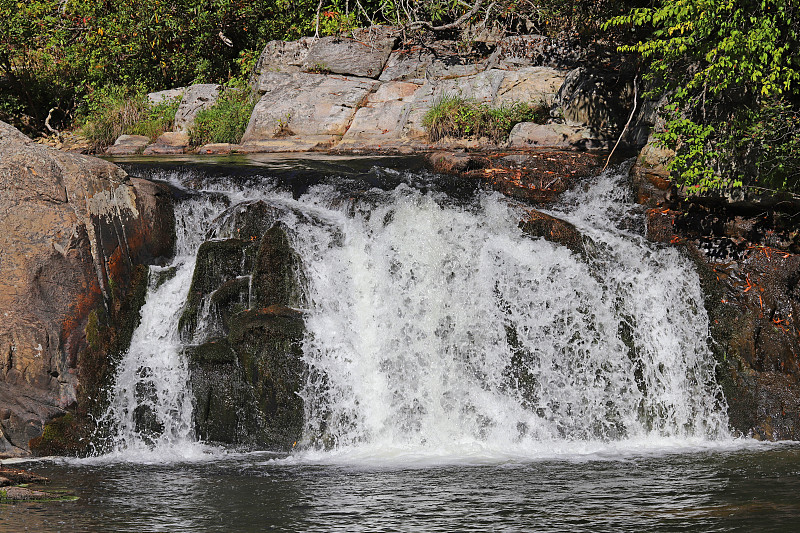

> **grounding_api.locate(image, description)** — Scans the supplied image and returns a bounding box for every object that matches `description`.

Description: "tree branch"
[406,0,485,32]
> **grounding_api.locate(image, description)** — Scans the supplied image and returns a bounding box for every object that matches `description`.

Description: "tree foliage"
[0,0,641,136]
[0,0,319,129]
[608,0,800,193]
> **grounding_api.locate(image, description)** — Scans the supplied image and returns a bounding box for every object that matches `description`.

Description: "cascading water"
[95,196,229,459]
[290,166,728,461]
[98,161,729,462]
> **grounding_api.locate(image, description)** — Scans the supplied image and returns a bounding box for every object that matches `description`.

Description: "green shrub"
[423,95,549,143]
[189,88,257,146]
[79,87,180,148]
[128,97,181,141]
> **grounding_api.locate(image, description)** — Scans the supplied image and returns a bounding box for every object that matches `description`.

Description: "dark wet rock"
[190,353,257,444]
[228,307,306,449]
[463,150,605,205]
[686,243,800,440]
[217,200,283,242]
[253,37,315,77]
[179,239,254,340]
[181,209,307,448]
[427,152,483,174]
[28,412,89,457]
[642,171,800,440]
[519,210,591,256]
[0,121,175,456]
[252,224,304,309]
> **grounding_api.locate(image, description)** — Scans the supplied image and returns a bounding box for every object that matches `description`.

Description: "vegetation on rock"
[423,95,549,143]
[80,88,180,148]
[608,0,800,194]
[189,87,256,146]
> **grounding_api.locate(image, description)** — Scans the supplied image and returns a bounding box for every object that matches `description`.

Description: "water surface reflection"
[2,446,799,532]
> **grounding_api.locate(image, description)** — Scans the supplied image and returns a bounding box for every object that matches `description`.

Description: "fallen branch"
[603,76,638,172]
[45,107,60,134]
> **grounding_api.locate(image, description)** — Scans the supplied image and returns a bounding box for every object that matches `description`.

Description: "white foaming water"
[99,163,732,464]
[96,196,228,461]
[287,166,730,464]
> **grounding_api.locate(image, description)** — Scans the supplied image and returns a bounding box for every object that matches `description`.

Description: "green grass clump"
[423,95,550,143]
[189,88,256,146]
[79,87,180,149]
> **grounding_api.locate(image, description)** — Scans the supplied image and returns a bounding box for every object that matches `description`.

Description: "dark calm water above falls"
[3,445,800,532]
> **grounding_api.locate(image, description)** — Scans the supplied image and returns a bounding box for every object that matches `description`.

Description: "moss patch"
[28,413,89,457]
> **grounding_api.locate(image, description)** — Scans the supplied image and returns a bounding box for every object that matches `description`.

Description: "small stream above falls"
[95,156,730,463]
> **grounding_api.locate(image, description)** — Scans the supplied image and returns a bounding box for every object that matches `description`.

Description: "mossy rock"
[209,277,251,335]
[28,413,90,457]
[228,307,306,449]
[78,263,150,425]
[179,238,255,341]
[188,339,264,444]
[151,265,178,290]
[185,338,237,365]
[252,224,305,309]
[217,200,283,242]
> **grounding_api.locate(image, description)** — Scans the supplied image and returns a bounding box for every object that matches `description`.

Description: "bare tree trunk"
[314,0,324,38]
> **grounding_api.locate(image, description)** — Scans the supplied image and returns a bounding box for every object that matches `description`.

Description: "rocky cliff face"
[106,32,637,156]
[0,122,174,456]
[633,147,800,440]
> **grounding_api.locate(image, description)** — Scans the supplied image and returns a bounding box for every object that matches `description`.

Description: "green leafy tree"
[608,0,800,193]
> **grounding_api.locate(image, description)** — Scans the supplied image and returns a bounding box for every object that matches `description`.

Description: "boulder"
[228,307,305,449]
[379,41,490,83]
[494,66,567,107]
[187,339,261,444]
[241,72,376,143]
[339,81,420,146]
[253,37,314,76]
[147,87,186,106]
[196,143,236,155]
[181,214,308,449]
[142,131,190,155]
[178,238,255,341]
[508,122,610,150]
[252,224,304,309]
[519,210,591,256]
[0,121,174,456]
[302,35,396,79]
[105,135,150,156]
[239,136,339,153]
[173,84,221,132]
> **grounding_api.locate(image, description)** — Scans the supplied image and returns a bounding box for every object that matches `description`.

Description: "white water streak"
[290,166,729,461]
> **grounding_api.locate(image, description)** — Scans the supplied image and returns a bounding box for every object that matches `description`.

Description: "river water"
[2,155,799,531]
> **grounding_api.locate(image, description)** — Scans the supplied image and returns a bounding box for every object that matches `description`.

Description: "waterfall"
[94,196,229,459]
[289,165,729,460]
[98,162,730,462]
